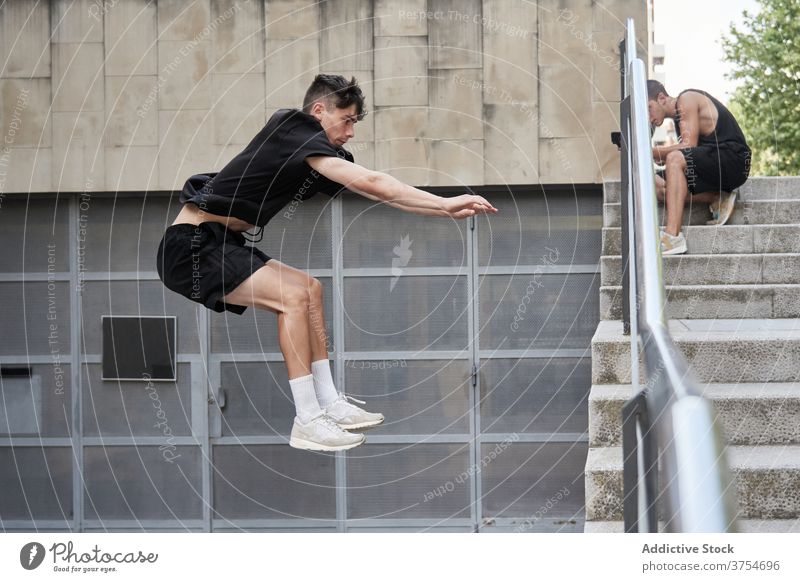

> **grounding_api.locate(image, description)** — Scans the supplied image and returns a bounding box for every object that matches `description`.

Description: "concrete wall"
[0,0,648,193]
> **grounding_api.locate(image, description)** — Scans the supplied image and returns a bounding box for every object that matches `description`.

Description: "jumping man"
[156,74,498,452]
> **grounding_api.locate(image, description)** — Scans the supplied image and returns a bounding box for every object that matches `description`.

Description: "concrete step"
[604,201,709,228]
[599,284,800,320]
[603,199,800,228]
[591,319,800,384]
[585,444,800,521]
[584,519,800,533]
[601,253,800,286]
[603,177,800,204]
[602,225,800,255]
[739,177,800,201]
[729,199,800,225]
[588,383,800,447]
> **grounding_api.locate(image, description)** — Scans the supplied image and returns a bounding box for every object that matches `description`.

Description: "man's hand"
[445,194,499,219]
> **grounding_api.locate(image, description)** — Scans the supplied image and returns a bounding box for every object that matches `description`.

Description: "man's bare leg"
[664,151,689,237]
[221,261,315,379]
[655,174,666,202]
[691,191,723,204]
[221,261,365,450]
[252,259,330,363]
[657,174,719,205]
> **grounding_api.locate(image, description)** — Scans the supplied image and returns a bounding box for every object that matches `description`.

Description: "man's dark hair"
[647,79,669,101]
[302,74,367,120]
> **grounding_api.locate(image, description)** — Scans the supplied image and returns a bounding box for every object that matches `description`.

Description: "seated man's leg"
[664,150,689,237]
[690,190,724,205]
[655,174,666,202]
[657,172,719,206]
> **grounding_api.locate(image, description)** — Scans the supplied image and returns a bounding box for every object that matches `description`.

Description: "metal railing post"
[617,17,738,533]
[620,96,631,336]
[619,38,632,336]
[622,391,658,532]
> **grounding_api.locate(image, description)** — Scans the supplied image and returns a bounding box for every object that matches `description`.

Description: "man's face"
[311,101,358,147]
[648,94,668,126]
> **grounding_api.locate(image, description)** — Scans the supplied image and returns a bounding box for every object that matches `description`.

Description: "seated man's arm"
[306,155,497,218]
[653,93,701,162]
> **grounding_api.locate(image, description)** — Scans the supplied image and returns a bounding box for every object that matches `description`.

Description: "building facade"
[0,0,649,532]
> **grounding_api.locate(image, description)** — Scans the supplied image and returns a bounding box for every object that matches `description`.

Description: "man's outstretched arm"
[306,156,498,219]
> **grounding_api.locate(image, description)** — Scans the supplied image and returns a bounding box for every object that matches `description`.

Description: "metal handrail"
[619,18,738,533]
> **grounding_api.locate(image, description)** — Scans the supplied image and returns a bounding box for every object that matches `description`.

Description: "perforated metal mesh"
[83,446,202,520]
[480,442,587,522]
[0,364,71,437]
[0,447,72,520]
[255,196,333,269]
[343,276,469,351]
[210,277,334,354]
[343,359,470,435]
[6,187,602,530]
[80,281,200,354]
[83,196,179,273]
[82,363,192,437]
[0,281,71,355]
[342,194,469,268]
[346,443,471,519]
[219,362,296,436]
[479,273,600,349]
[479,358,590,434]
[0,196,70,273]
[212,444,336,520]
[478,190,603,267]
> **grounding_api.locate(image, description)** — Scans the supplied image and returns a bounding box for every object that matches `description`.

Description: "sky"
[652,0,761,105]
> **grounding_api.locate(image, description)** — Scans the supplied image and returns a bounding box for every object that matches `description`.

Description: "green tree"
[722,0,800,175]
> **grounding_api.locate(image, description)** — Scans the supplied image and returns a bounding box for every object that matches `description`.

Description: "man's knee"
[665,150,686,170]
[281,283,311,312]
[308,277,323,301]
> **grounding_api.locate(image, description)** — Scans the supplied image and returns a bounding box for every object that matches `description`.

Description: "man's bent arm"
[306,156,451,217]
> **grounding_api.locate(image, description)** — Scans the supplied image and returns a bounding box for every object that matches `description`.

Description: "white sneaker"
[324,392,384,431]
[660,230,687,255]
[289,413,365,451]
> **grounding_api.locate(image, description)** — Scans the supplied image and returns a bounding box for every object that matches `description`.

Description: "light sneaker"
[289,412,365,451]
[707,191,737,225]
[660,230,687,255]
[324,392,384,431]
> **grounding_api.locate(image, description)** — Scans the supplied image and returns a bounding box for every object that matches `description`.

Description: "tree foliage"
[722,0,800,175]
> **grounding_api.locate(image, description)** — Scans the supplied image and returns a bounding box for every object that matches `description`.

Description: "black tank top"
[675,89,750,154]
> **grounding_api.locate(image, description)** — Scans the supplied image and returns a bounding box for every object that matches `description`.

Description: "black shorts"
[156,222,271,314]
[658,145,751,194]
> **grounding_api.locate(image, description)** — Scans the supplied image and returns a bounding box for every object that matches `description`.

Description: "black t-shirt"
[179,108,354,227]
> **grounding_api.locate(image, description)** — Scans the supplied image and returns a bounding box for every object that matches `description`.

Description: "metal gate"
[0,187,601,532]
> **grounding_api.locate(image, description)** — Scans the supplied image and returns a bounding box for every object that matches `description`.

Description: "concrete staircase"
[584,177,800,533]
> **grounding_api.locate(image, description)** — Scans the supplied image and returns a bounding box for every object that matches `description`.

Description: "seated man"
[648,80,751,255]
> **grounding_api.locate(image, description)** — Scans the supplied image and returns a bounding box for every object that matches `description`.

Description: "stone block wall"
[0,0,648,193]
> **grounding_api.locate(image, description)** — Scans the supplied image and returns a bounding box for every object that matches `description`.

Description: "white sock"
[311,359,340,408]
[288,374,323,423]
